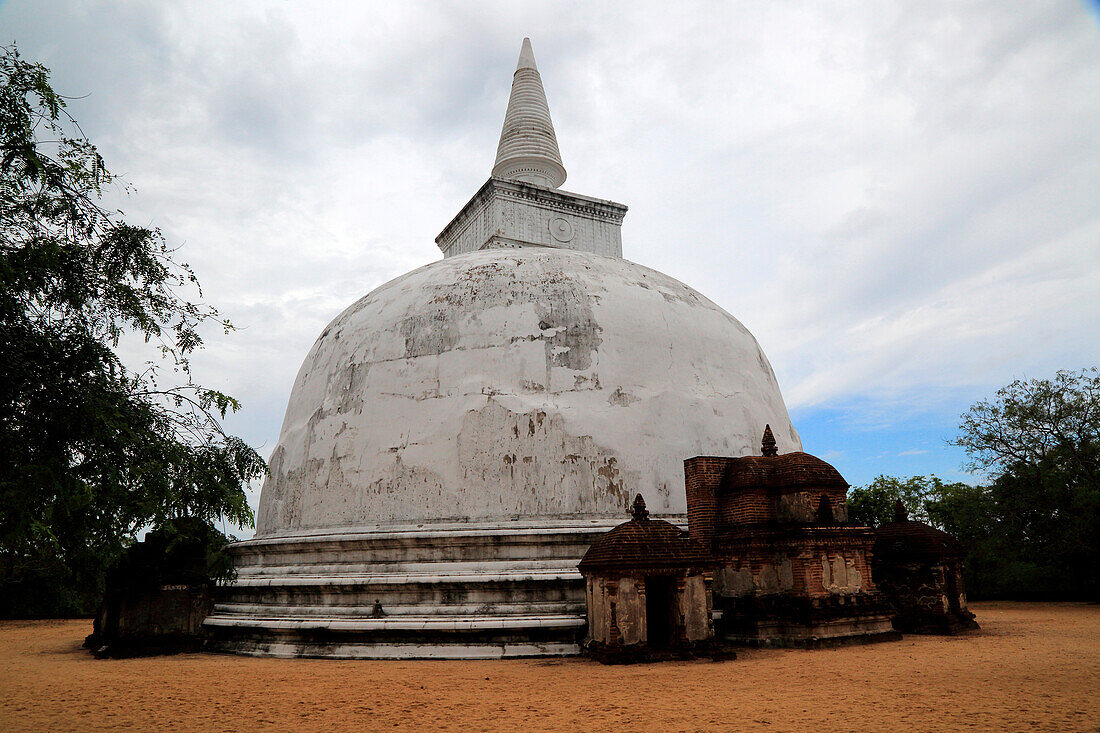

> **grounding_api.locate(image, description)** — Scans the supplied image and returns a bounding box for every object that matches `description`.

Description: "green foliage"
[0,45,264,617]
[849,368,1099,600]
[953,368,1100,480]
[954,369,1100,599]
[923,482,994,551]
[847,474,965,527]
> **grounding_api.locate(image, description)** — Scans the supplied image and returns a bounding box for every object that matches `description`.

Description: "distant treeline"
[848,368,1100,601]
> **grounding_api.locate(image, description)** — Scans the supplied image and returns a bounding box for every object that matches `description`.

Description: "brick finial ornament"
[894,499,909,523]
[631,494,649,521]
[761,424,778,457]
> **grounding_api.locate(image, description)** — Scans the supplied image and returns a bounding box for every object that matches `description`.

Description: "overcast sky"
[6,1,1100,526]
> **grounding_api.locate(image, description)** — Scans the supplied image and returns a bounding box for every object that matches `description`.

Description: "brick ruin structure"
[578,495,729,663]
[84,519,217,658]
[682,426,898,646]
[873,501,980,635]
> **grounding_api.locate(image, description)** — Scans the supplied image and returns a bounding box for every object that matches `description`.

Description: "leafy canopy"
[953,368,1099,482]
[846,474,974,528]
[847,367,1099,600]
[0,45,264,617]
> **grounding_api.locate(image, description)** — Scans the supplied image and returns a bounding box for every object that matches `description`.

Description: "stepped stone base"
[204,518,656,659]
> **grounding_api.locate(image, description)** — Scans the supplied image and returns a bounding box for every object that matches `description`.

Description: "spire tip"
[517,37,537,71]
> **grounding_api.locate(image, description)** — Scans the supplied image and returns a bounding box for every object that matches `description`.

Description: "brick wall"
[718,487,773,525]
[684,457,725,547]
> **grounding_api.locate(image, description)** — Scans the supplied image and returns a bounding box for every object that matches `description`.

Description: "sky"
[5,1,1099,529]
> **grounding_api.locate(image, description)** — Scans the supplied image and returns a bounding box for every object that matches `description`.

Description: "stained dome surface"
[256,246,801,535]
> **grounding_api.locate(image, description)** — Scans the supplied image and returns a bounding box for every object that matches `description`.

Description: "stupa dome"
[257,246,800,535]
[210,39,803,659]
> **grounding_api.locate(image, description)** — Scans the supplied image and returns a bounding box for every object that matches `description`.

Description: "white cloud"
[4,0,1098,474]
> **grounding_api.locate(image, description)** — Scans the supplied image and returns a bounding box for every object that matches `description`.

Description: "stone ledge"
[212,601,586,618]
[226,569,583,587]
[210,641,581,660]
[233,558,584,577]
[204,614,585,632]
[214,516,622,658]
[241,518,633,548]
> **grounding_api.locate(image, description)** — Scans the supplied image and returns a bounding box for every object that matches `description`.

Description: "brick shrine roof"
[720,451,849,493]
[579,495,712,572]
[874,520,966,560]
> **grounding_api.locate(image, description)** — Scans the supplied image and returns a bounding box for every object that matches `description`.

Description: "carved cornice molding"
[436,177,628,256]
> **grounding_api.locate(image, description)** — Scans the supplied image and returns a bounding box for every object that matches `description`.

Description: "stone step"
[212,600,585,618]
[203,612,587,659]
[217,565,586,612]
[242,517,628,542]
[228,568,582,587]
[217,594,581,609]
[234,558,583,578]
[205,613,584,632]
[211,520,630,658]
[229,522,625,569]
[207,639,582,660]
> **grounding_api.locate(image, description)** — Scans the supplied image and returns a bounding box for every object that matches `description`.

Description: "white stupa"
[205,39,800,658]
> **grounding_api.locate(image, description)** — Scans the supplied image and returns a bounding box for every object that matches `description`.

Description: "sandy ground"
[0,602,1097,732]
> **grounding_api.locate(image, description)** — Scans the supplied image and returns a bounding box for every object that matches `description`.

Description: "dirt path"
[1,602,1097,732]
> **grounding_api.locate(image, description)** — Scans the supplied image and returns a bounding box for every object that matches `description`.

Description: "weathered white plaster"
[615,577,644,645]
[587,577,609,643]
[257,247,801,535]
[681,575,711,642]
[716,565,754,596]
[777,492,816,523]
[715,557,795,597]
[821,554,863,594]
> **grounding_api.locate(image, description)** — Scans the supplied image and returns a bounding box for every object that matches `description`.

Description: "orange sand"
[1,602,1097,732]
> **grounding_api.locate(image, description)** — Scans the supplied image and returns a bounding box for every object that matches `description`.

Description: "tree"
[0,45,264,617]
[953,368,1099,598]
[846,474,973,528]
[953,368,1099,483]
[923,481,995,551]
[849,369,1100,600]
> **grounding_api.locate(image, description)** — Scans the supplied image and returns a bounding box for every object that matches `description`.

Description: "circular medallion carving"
[549,216,575,243]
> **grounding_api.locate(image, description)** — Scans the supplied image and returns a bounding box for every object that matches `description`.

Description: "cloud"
[4,1,1098,504]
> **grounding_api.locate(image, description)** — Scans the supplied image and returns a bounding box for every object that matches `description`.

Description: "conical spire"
[492,38,567,189]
